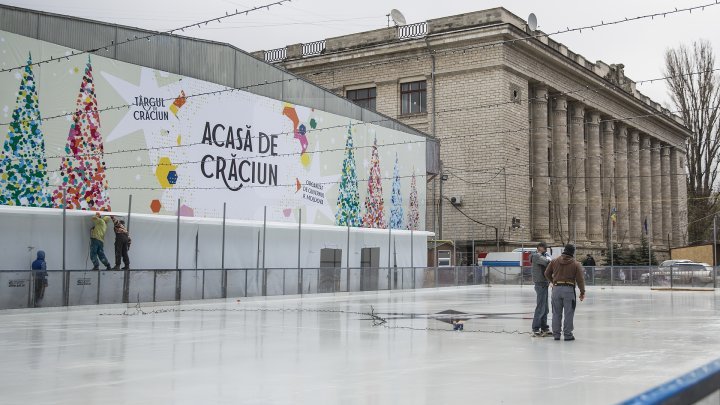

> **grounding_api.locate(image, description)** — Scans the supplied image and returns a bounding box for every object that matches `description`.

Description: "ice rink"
[1,285,719,404]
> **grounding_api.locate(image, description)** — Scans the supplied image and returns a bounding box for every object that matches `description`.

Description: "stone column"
[531,85,551,241]
[640,135,653,241]
[551,96,569,242]
[677,150,689,245]
[661,146,673,247]
[627,130,642,245]
[615,124,629,244]
[651,139,663,245]
[585,112,602,243]
[601,120,615,245]
[670,147,681,246]
[569,103,586,244]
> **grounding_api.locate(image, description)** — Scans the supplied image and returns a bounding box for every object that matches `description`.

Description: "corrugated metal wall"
[0,4,439,174]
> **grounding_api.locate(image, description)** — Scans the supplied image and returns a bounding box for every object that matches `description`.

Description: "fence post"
[175,198,181,301]
[262,206,267,296]
[297,209,301,293]
[62,192,68,307]
[221,202,227,299]
[387,226,392,290]
[122,194,132,304]
[346,224,350,292]
[670,266,674,289]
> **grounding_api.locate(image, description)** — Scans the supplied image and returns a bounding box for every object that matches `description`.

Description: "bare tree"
[664,40,720,243]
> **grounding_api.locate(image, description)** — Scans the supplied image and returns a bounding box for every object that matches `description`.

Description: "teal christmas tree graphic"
[52,56,112,211]
[406,169,419,230]
[0,53,51,207]
[362,137,386,228]
[334,123,362,226]
[389,154,404,229]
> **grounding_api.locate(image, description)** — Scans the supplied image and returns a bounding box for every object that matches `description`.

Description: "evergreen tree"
[389,154,404,229]
[406,169,420,230]
[52,56,111,211]
[334,124,361,226]
[0,53,51,207]
[362,137,386,228]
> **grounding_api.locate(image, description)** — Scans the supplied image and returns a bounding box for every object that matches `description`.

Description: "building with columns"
[258,8,690,261]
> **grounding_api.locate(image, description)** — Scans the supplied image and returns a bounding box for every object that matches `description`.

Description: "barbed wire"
[0,0,292,73]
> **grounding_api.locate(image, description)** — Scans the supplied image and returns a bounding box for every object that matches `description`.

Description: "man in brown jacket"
[544,244,586,341]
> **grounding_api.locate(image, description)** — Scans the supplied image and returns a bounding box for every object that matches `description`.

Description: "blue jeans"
[90,238,110,269]
[532,283,550,331]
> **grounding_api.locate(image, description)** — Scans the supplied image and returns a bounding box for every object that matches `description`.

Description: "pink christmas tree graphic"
[52,56,111,211]
[362,138,386,228]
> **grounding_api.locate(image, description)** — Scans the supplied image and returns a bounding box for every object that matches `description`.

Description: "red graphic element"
[295,178,301,192]
[282,106,308,154]
[150,199,161,213]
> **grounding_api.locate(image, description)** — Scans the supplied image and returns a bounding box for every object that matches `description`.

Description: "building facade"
[260,8,691,260]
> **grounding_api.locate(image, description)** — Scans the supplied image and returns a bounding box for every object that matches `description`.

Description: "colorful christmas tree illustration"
[389,154,404,229]
[334,123,362,226]
[406,169,420,230]
[52,56,111,211]
[0,53,51,207]
[362,137,386,228]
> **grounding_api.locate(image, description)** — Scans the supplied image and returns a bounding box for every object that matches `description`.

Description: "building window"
[347,87,376,110]
[400,81,426,115]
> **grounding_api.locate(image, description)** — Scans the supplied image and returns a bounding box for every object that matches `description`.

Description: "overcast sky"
[6,0,720,106]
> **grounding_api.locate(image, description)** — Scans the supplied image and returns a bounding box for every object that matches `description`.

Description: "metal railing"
[264,47,287,63]
[397,22,427,40]
[3,266,717,310]
[302,40,326,56]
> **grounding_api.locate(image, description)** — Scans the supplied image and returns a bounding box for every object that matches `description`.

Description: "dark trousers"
[34,276,46,304]
[114,233,130,268]
[532,282,550,331]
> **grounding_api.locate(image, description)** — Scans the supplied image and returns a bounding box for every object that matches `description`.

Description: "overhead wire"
[0,0,293,73]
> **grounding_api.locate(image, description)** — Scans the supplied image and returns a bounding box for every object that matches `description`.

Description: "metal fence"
[3,265,717,310]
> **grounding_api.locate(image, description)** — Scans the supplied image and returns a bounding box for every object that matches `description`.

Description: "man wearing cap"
[530,242,552,337]
[544,244,586,341]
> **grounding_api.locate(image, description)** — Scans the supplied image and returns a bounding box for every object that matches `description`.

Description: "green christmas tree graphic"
[335,123,362,226]
[0,53,51,207]
[52,56,111,211]
[362,137,386,228]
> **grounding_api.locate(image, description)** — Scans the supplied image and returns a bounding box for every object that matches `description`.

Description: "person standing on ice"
[530,242,552,337]
[31,250,47,306]
[544,244,586,341]
[89,212,112,271]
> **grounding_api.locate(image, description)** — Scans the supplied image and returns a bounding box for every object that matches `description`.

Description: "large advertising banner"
[0,31,426,229]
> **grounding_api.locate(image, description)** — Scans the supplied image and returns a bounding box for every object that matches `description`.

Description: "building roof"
[0,4,434,143]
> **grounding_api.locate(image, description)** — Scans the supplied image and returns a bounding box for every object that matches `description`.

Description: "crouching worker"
[544,244,586,341]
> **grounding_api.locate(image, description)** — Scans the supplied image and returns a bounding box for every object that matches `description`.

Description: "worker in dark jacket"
[31,250,47,305]
[545,244,586,341]
[111,216,131,270]
[530,242,552,337]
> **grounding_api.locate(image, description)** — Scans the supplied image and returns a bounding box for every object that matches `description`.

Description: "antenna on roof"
[387,9,406,27]
[527,13,538,32]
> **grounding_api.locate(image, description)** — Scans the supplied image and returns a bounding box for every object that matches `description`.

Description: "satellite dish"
[527,13,538,32]
[390,9,407,26]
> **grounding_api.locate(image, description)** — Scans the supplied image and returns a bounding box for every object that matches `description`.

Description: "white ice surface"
[1,286,719,405]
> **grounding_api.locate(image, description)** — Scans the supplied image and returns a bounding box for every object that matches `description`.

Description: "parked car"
[641,262,714,284]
